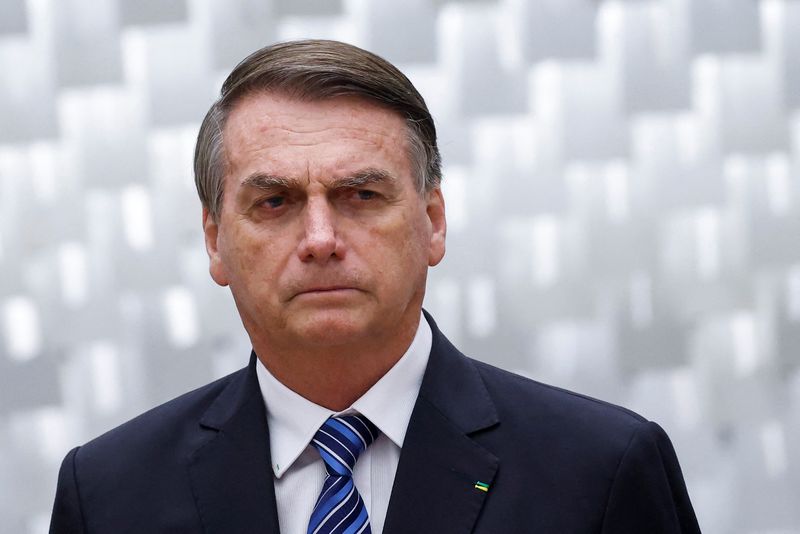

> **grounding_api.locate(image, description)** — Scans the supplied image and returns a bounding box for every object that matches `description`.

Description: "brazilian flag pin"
[474,481,490,492]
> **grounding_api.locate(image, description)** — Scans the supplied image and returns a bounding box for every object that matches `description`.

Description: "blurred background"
[1,0,799,532]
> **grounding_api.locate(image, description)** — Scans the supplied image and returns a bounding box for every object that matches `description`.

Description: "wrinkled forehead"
[220,92,415,189]
[224,91,409,141]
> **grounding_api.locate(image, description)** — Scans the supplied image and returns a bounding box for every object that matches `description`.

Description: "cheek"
[221,227,275,283]
[364,212,430,273]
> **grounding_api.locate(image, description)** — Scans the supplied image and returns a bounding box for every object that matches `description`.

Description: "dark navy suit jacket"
[50,314,701,533]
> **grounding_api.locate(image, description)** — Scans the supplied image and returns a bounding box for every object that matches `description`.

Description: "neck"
[252,315,421,411]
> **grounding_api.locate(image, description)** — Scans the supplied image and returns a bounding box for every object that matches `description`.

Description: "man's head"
[194,39,442,223]
[195,40,446,366]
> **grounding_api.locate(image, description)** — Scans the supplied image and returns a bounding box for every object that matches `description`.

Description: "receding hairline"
[222,88,413,129]
[217,90,426,189]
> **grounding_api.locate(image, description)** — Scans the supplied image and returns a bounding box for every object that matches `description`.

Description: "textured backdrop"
[2,0,800,532]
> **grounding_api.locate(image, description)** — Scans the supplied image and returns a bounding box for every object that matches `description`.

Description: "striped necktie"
[306,414,379,534]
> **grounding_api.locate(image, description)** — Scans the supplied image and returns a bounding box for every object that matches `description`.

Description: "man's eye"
[262,196,285,208]
[356,190,377,200]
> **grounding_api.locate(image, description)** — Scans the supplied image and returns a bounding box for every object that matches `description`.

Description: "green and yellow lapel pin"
[474,481,490,492]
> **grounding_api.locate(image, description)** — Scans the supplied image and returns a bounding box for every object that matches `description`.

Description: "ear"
[202,207,230,287]
[426,187,446,266]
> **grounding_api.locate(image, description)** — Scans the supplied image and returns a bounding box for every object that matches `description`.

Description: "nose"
[297,197,342,263]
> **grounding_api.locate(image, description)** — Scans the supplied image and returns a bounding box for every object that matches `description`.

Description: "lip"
[294,286,360,297]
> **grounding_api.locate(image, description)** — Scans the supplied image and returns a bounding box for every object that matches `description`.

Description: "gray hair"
[194,39,442,220]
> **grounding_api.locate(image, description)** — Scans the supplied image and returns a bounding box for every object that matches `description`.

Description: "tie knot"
[311,414,379,476]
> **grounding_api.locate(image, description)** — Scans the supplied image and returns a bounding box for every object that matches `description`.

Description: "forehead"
[222,92,411,177]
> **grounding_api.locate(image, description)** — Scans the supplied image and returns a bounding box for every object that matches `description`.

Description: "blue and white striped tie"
[307,414,379,534]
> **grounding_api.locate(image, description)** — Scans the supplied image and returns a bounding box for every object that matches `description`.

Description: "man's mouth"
[294,286,360,297]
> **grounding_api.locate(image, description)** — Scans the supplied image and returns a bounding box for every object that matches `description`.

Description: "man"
[50,40,701,533]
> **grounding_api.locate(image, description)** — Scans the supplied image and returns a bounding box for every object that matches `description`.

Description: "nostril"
[299,227,339,261]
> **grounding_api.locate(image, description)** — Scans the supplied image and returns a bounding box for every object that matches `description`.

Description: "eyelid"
[256,191,285,202]
[341,185,378,195]
[254,190,292,209]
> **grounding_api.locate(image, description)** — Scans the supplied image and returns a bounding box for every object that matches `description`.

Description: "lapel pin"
[474,481,490,492]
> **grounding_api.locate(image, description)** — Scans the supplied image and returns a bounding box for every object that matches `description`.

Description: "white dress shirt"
[255,315,432,534]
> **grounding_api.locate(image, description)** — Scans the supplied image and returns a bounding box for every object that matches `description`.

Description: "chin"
[289,308,374,347]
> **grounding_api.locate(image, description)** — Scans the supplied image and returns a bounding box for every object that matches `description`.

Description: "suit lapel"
[383,313,500,534]
[187,353,281,534]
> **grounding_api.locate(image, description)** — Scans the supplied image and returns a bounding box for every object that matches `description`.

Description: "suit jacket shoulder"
[385,312,700,533]
[50,357,278,534]
[80,365,243,463]
[471,356,648,454]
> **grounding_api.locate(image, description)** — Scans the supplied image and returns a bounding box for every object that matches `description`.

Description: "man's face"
[203,93,446,353]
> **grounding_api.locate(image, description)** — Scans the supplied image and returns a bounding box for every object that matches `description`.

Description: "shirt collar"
[255,313,432,478]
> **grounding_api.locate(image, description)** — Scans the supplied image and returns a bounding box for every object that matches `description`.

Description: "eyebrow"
[240,168,398,191]
[241,173,293,191]
[334,168,397,188]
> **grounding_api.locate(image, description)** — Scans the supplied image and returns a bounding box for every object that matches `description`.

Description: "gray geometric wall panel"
[2,0,800,532]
